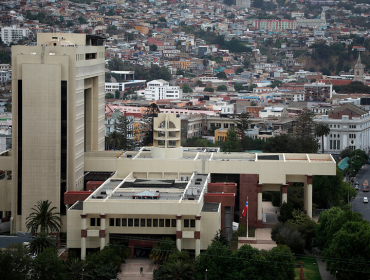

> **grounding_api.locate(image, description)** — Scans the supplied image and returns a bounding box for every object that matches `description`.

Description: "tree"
[315,122,330,154]
[248,84,257,91]
[150,237,178,264]
[115,90,120,99]
[271,222,305,254]
[158,16,167,22]
[142,103,160,146]
[320,67,331,76]
[195,80,203,87]
[0,243,33,280]
[105,93,114,99]
[212,229,229,247]
[182,84,193,93]
[243,59,250,68]
[160,260,193,280]
[150,44,158,51]
[216,71,227,79]
[203,87,214,92]
[263,245,296,280]
[235,67,244,74]
[108,57,124,71]
[177,69,185,76]
[293,110,318,153]
[234,83,245,91]
[31,248,66,280]
[115,114,133,150]
[221,127,240,152]
[25,200,62,235]
[263,134,299,153]
[29,233,57,256]
[324,221,370,280]
[107,131,121,150]
[78,17,87,24]
[234,112,251,140]
[216,85,227,91]
[66,258,87,280]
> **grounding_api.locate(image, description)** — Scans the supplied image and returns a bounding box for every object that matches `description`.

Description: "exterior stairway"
[117,258,158,280]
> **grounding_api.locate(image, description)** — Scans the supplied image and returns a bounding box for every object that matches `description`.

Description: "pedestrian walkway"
[117,258,157,280]
[316,254,332,280]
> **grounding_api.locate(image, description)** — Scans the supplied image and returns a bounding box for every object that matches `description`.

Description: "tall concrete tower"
[11,33,106,232]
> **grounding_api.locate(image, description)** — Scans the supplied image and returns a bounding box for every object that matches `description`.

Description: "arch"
[168,121,176,129]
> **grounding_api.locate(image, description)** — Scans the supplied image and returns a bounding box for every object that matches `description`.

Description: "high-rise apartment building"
[10,33,105,232]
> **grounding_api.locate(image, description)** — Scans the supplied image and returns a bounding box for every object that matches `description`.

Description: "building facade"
[1,26,30,45]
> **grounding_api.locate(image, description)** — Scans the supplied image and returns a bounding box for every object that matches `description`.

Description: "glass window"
[90,218,95,227]
[190,219,196,228]
[134,219,139,227]
[109,218,114,227]
[128,218,133,227]
[184,219,189,228]
[97,218,101,227]
[171,219,176,227]
[165,219,171,227]
[141,219,145,227]
[116,218,120,226]
[122,218,127,226]
[159,219,164,227]
[147,219,152,227]
[153,219,158,227]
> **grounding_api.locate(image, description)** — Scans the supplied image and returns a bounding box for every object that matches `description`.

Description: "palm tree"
[160,260,193,280]
[315,122,330,154]
[66,258,88,280]
[25,200,62,235]
[149,237,177,264]
[29,233,57,256]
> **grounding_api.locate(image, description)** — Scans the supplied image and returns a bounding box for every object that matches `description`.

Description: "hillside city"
[1,0,370,280]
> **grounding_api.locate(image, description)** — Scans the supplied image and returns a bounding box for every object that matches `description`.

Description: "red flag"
[242,199,248,217]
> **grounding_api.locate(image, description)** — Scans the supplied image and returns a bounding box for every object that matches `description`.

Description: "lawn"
[295,256,322,280]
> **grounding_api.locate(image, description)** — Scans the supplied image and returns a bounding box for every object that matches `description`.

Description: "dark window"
[190,219,196,228]
[184,219,189,228]
[122,218,127,226]
[147,219,152,227]
[97,218,101,227]
[60,81,67,215]
[171,219,176,227]
[90,218,95,227]
[128,218,133,227]
[116,218,120,226]
[109,218,114,226]
[159,219,164,227]
[134,219,139,227]
[153,219,158,227]
[165,219,170,227]
[141,219,145,227]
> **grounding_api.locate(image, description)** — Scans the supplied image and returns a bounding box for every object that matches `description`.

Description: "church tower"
[353,53,365,83]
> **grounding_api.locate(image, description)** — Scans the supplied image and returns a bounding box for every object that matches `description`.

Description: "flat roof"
[202,203,220,212]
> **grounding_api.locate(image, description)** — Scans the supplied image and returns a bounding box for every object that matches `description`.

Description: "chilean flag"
[242,199,248,217]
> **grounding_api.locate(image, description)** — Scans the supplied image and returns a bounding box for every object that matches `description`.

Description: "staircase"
[117,258,158,280]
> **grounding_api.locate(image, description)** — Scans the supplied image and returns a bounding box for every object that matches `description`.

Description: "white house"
[259,107,288,118]
[141,79,183,101]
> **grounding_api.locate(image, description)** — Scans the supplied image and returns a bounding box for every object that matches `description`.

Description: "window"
[153,219,158,227]
[184,219,189,228]
[90,218,95,227]
[147,219,152,227]
[171,219,176,227]
[97,218,101,227]
[159,219,164,227]
[190,219,196,228]
[134,219,139,227]
[141,219,145,227]
[128,218,133,227]
[116,218,120,226]
[109,218,114,227]
[165,219,171,227]
[122,218,127,226]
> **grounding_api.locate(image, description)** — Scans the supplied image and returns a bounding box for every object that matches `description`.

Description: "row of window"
[90,218,196,228]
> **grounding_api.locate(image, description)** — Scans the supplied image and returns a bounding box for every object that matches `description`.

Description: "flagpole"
[247,196,249,239]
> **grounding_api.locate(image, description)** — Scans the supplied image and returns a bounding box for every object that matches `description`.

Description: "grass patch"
[295,256,322,280]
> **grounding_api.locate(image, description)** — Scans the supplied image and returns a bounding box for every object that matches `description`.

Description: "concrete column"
[281,184,288,204]
[176,215,182,251]
[304,180,308,213]
[81,214,87,260]
[305,176,313,218]
[195,215,201,256]
[100,214,106,250]
[257,184,263,221]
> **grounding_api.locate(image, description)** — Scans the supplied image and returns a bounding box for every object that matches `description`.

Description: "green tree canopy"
[150,44,158,51]
[234,83,245,91]
[182,84,193,93]
[204,86,214,92]
[216,71,227,79]
[235,67,244,74]
[0,243,33,280]
[31,248,66,280]
[221,127,240,152]
[216,85,227,91]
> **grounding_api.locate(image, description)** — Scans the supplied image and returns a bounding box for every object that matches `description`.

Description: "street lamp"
[334,270,338,280]
[205,269,208,280]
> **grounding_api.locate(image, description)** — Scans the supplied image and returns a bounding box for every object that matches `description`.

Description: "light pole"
[334,270,338,280]
[205,269,208,280]
[82,268,84,280]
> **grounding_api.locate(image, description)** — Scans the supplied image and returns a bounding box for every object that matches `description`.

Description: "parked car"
[364,197,368,203]
[355,182,360,190]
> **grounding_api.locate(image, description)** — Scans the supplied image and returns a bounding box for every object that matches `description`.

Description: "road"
[351,163,370,221]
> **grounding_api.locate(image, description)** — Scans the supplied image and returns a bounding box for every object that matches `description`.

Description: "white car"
[364,197,368,203]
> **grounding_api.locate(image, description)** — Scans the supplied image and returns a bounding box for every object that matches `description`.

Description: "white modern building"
[140,79,183,101]
[0,26,30,45]
[259,107,288,118]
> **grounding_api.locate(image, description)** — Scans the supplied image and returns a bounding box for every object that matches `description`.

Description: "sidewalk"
[316,254,332,280]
